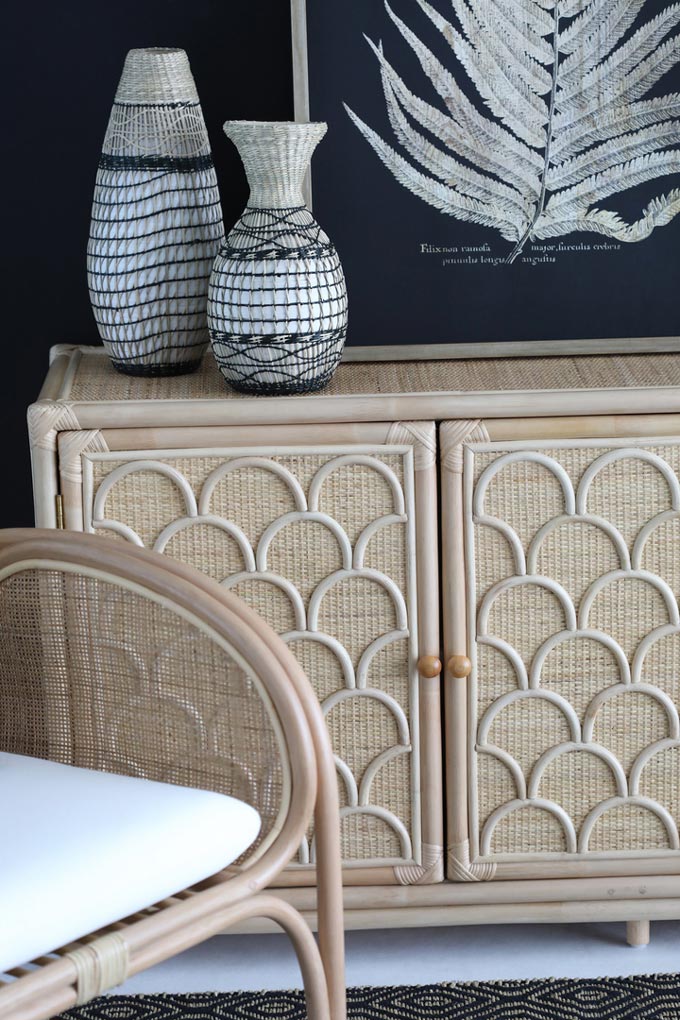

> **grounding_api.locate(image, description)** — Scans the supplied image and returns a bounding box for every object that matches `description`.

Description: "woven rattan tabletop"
[60,346,680,400]
[40,345,680,428]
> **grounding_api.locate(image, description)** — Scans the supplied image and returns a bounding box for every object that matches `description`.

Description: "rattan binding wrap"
[87,49,224,377]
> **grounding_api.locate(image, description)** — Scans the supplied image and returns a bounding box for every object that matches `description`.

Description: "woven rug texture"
[57,974,680,1019]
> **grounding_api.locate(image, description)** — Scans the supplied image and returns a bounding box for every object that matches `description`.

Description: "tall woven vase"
[87,48,224,376]
[208,121,348,395]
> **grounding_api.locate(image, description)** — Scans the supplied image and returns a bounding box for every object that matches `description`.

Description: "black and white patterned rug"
[57,974,680,1019]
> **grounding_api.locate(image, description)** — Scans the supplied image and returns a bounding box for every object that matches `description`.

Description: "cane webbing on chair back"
[0,564,286,862]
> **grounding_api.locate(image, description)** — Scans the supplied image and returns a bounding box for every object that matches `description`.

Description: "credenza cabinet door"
[57,421,443,886]
[442,417,680,883]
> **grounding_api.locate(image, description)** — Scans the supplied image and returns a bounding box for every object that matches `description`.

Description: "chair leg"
[626,920,650,947]
[227,894,331,1020]
[312,747,346,1020]
[315,887,346,1020]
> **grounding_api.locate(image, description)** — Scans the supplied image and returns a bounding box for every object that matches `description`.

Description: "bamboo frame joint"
[27,400,81,452]
[55,494,65,530]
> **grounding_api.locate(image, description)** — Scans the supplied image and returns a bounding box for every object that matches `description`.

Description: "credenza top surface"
[37,345,680,428]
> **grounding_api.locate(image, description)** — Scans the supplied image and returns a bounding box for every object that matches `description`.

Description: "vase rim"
[223,120,327,130]
[127,47,186,55]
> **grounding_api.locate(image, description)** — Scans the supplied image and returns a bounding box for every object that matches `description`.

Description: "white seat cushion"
[0,752,261,973]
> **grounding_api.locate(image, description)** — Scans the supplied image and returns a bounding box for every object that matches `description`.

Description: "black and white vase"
[87,48,224,376]
[208,121,348,395]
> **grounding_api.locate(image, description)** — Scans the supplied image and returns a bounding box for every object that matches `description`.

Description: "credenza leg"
[626,920,650,947]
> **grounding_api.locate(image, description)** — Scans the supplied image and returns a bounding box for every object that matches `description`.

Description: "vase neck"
[224,121,326,210]
[103,48,210,164]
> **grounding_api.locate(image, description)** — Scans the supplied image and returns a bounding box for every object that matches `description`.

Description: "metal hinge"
[55,495,65,529]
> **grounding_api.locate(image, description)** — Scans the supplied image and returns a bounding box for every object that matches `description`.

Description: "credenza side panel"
[444,416,680,882]
[57,421,443,886]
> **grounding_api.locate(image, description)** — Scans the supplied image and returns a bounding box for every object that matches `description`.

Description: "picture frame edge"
[291,0,313,208]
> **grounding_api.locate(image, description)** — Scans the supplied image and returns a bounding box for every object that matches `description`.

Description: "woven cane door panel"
[79,441,424,877]
[464,436,680,879]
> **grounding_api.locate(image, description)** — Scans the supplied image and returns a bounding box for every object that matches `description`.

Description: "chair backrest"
[0,529,317,878]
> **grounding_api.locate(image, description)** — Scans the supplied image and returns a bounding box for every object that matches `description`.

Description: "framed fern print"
[292,0,680,358]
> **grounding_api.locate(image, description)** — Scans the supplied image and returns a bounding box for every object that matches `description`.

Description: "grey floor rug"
[58,973,680,1018]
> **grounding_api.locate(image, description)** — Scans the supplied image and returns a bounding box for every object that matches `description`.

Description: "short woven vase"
[208,121,348,395]
[87,48,225,377]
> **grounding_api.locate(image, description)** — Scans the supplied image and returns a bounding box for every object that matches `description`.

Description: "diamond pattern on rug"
[57,974,680,1019]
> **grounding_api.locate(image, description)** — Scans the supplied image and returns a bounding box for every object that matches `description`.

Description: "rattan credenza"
[28,345,680,944]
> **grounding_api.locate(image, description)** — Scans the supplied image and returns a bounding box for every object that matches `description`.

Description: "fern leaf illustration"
[560,0,644,65]
[345,0,680,261]
[622,32,680,98]
[559,4,680,101]
[536,188,680,238]
[366,19,543,188]
[548,122,680,187]
[413,0,549,144]
[560,32,680,114]
[379,50,532,226]
[552,93,680,158]
[479,0,555,64]
[548,150,680,211]
[345,105,522,241]
[446,0,554,92]
[560,0,601,19]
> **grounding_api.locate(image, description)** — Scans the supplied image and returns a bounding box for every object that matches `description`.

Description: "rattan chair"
[0,529,345,1020]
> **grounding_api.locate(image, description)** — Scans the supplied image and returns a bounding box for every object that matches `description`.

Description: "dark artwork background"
[1,0,293,528]
[306,0,680,348]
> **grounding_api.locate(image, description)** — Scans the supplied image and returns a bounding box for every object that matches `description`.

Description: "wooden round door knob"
[417,655,442,678]
[448,655,472,678]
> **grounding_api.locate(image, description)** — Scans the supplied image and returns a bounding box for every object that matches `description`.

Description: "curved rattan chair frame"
[0,529,345,1020]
